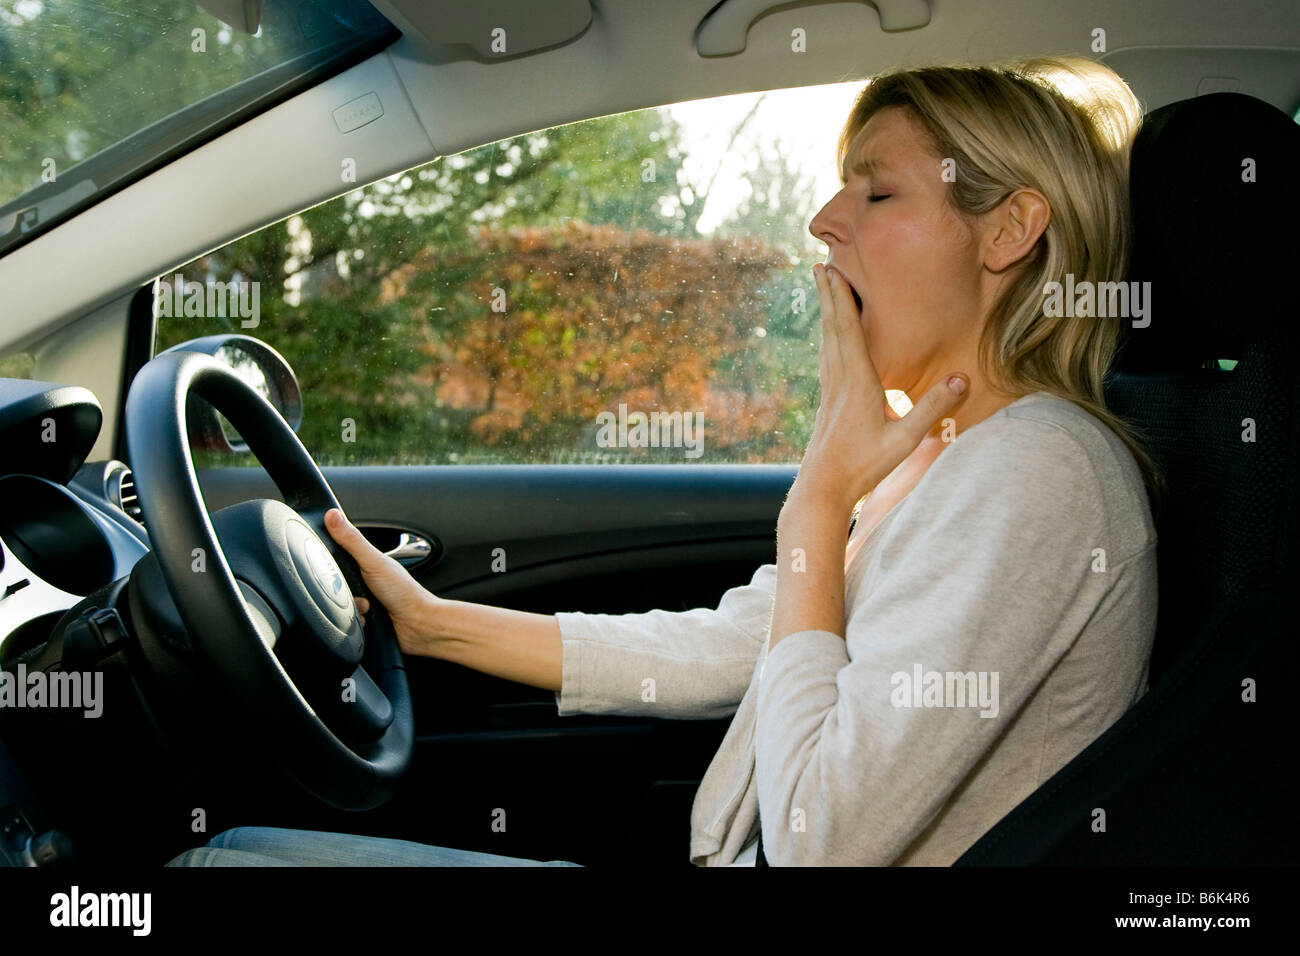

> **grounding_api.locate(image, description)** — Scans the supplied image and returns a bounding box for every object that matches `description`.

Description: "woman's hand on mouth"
[794,262,969,514]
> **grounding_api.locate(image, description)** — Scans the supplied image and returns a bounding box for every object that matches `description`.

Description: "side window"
[153,82,862,465]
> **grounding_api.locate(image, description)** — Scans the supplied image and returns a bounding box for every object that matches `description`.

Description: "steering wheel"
[123,349,412,811]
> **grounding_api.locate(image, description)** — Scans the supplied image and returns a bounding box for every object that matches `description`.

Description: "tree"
[377,220,796,462]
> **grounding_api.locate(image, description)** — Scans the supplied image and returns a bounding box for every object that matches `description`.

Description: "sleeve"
[754,420,1118,865]
[553,561,777,719]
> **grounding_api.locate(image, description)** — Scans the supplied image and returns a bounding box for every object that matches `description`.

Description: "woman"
[170,54,1161,867]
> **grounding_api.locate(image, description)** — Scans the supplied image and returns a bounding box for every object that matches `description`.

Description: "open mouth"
[826,262,864,311]
[843,277,863,312]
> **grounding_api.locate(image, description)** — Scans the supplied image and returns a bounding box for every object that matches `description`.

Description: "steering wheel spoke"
[320,665,395,744]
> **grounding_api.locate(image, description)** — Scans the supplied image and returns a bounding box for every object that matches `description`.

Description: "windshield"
[0,0,397,257]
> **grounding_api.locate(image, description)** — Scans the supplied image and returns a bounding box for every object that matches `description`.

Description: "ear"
[982,187,1051,273]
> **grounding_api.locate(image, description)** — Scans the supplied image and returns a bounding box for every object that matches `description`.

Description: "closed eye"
[868,194,891,203]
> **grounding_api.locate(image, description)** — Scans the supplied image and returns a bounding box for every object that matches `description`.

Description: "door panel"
[193,463,795,865]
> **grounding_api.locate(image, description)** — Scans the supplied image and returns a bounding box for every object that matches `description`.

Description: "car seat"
[955,91,1300,865]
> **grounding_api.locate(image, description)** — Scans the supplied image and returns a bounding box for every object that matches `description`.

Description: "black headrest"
[1115,92,1300,372]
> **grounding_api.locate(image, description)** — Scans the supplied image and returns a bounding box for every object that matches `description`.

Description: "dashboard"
[0,345,330,865]
[0,377,154,866]
[0,380,150,669]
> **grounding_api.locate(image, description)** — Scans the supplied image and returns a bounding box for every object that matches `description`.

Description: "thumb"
[900,374,968,445]
[325,508,385,574]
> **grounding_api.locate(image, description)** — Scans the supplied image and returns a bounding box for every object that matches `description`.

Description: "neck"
[917,378,1029,446]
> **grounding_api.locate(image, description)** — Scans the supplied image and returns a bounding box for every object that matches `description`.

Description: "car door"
[191,455,791,866]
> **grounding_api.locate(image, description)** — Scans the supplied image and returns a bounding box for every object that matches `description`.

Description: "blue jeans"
[166,827,583,867]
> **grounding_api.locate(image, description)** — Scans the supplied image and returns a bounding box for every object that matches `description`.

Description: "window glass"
[153,81,868,465]
[0,351,35,379]
[0,0,396,255]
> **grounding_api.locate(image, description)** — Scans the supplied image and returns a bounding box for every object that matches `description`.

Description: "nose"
[808,188,848,248]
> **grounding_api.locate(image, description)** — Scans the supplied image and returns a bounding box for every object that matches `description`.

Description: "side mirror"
[155,334,302,454]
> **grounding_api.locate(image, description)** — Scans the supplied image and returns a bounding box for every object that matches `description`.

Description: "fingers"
[325,508,385,575]
[813,263,837,387]
[826,266,879,384]
[898,374,969,447]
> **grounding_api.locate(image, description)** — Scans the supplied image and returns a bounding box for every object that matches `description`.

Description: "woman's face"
[807,106,986,397]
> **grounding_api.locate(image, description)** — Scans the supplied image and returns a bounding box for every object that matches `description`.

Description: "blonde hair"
[839,56,1165,513]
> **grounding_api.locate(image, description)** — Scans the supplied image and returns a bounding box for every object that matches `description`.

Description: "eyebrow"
[840,147,891,184]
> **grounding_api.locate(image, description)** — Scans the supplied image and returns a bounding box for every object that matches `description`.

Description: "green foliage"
[3,4,844,471]
[0,0,311,206]
[140,83,825,467]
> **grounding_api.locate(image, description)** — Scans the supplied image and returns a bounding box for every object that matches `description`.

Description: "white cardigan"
[554,391,1158,865]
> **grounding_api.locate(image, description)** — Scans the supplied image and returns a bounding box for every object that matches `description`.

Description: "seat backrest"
[955,90,1300,865]
[1106,91,1300,684]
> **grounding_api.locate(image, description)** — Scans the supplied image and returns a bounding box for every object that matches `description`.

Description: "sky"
[664,79,866,235]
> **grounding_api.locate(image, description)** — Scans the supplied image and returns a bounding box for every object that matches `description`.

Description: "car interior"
[0,0,1297,868]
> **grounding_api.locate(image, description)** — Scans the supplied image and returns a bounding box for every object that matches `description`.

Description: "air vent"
[112,468,144,524]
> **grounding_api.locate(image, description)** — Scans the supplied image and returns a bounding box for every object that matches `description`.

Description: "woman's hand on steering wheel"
[324,508,440,657]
